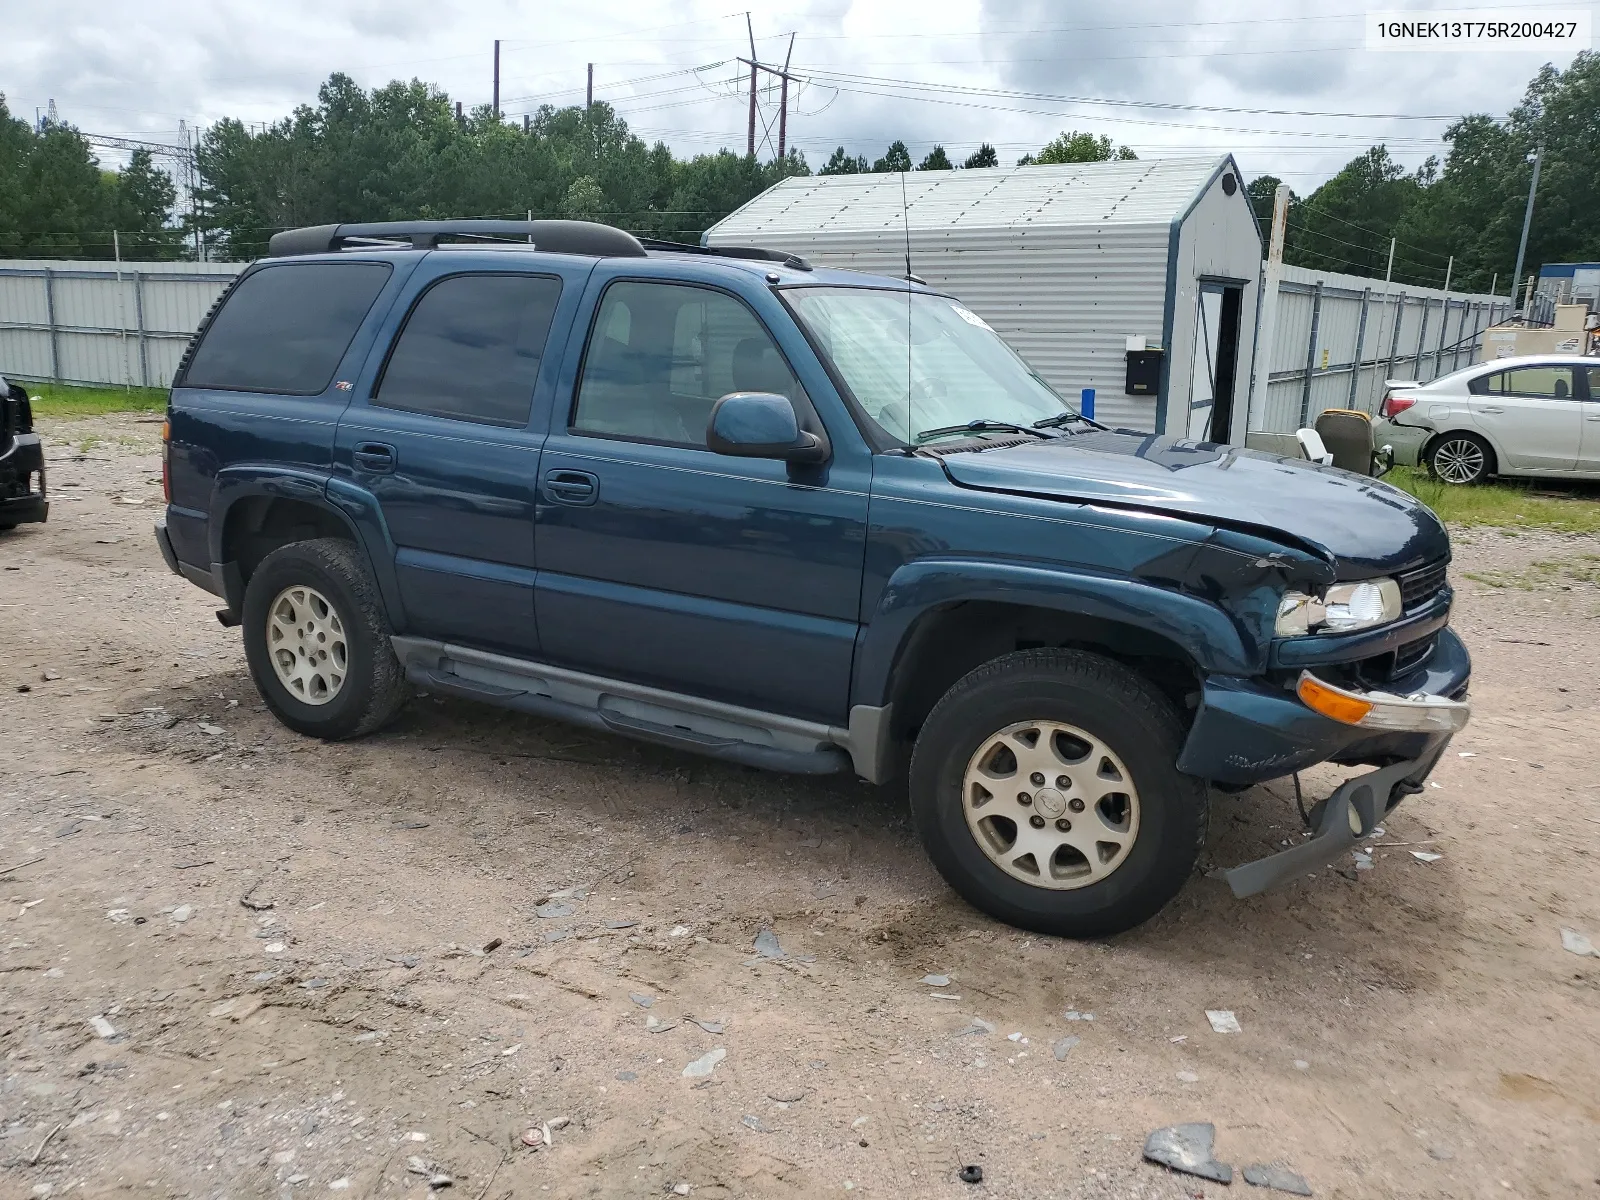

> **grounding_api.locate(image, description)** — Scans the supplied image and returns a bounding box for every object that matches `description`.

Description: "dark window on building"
[572,281,799,446]
[182,262,391,395]
[375,274,562,426]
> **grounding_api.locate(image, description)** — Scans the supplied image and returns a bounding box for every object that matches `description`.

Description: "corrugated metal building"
[703,156,1262,437]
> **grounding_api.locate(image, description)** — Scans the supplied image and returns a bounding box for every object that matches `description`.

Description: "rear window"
[374,273,562,426]
[182,262,391,395]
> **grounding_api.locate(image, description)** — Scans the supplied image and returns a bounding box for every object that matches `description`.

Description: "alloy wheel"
[266,584,348,705]
[1432,438,1485,484]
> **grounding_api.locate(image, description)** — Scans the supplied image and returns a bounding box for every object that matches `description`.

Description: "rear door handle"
[1478,406,1504,414]
[353,442,396,473]
[543,469,598,506]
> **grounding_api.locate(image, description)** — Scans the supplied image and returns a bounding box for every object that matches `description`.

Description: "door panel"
[534,276,869,723]
[1578,368,1600,472]
[1469,364,1581,472]
[334,261,590,656]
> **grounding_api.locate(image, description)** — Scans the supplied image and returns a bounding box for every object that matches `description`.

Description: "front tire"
[1427,432,1493,485]
[909,649,1207,937]
[241,538,409,739]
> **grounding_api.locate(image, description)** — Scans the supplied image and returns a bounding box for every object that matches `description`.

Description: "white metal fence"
[0,258,1521,433]
[1252,264,1513,434]
[0,260,241,389]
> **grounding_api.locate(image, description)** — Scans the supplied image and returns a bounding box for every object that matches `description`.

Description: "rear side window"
[374,274,562,426]
[1478,365,1577,399]
[182,262,390,394]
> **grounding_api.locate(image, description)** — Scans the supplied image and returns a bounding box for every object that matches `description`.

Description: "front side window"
[572,281,800,446]
[1480,365,1577,400]
[183,262,390,394]
[784,286,1069,444]
[375,274,562,426]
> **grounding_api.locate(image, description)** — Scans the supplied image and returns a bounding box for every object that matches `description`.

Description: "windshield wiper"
[1031,411,1089,430]
[914,419,1051,443]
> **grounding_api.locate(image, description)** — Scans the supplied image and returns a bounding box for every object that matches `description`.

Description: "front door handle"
[543,469,598,506]
[353,442,396,473]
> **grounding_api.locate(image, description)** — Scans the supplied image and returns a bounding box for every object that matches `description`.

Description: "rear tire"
[241,538,409,739]
[1426,432,1493,485]
[909,648,1207,937]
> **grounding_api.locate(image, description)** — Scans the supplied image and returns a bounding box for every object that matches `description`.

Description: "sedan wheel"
[1428,434,1490,485]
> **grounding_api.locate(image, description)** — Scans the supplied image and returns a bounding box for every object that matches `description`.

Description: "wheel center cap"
[1034,788,1067,818]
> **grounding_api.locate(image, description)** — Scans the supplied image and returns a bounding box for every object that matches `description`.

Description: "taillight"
[161,419,171,503]
[1380,394,1416,418]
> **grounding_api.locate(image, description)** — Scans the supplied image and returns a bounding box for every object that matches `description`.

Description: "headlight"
[1275,578,1402,636]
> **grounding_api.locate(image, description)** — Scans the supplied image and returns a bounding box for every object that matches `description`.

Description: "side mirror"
[706,392,828,464]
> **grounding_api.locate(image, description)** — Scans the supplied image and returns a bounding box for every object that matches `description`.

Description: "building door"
[1187,283,1243,442]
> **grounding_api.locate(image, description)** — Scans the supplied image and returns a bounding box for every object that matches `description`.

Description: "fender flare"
[850,557,1263,709]
[208,466,404,625]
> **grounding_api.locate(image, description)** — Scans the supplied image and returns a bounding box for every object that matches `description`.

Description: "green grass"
[1386,466,1600,534]
[26,382,168,418]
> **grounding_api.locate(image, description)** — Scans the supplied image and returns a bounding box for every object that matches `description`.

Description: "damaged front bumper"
[1176,624,1471,897]
[1220,734,1452,897]
[0,432,47,526]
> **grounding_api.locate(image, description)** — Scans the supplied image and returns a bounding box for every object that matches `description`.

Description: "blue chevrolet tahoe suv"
[155,219,1471,936]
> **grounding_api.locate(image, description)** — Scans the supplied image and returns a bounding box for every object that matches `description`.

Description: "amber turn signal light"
[1296,674,1374,726]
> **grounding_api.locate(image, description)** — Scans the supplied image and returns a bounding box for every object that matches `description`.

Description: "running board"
[389,636,857,776]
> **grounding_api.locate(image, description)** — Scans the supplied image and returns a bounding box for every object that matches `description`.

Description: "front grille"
[1398,558,1449,610]
[1393,634,1436,676]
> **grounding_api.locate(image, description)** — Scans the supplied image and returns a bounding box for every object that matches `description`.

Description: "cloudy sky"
[4,0,1591,188]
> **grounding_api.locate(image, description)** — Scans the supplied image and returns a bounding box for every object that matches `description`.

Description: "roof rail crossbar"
[638,238,812,271]
[267,220,647,259]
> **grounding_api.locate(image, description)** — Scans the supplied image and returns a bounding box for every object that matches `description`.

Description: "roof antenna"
[902,170,914,440]
[900,170,914,281]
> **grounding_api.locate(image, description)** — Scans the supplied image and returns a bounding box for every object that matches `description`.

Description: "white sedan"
[1380,353,1598,484]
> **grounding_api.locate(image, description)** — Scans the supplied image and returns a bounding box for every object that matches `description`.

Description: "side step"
[390,636,853,776]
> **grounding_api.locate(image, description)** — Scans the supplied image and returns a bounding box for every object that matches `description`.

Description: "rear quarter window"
[181,262,391,395]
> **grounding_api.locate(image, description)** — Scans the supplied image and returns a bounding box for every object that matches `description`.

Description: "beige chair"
[1312,408,1393,477]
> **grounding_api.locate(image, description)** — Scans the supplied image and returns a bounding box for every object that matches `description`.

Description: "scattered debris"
[1062,1010,1094,1022]
[263,942,286,953]
[1243,1162,1313,1195]
[752,928,782,958]
[1293,1059,1310,1070]
[534,900,575,919]
[542,928,569,943]
[1006,1031,1025,1042]
[1143,1122,1233,1184]
[682,1047,727,1078]
[958,1165,984,1184]
[920,974,951,987]
[56,820,83,838]
[0,855,44,878]
[768,1088,807,1103]
[605,919,639,929]
[1177,1070,1200,1083]
[29,1122,64,1165]
[646,1016,679,1034]
[197,722,225,736]
[88,1015,117,1040]
[520,1128,544,1148]
[741,1114,773,1132]
[929,992,961,1000]
[1410,851,1443,863]
[405,1156,453,1188]
[687,1016,725,1034]
[630,992,655,1008]
[1206,1010,1242,1034]
[1053,1036,1079,1061]
[955,1017,996,1037]
[300,978,329,990]
[616,1070,638,1082]
[1458,751,1476,758]
[1560,927,1598,957]
[481,937,503,954]
[106,908,132,924]
[388,954,421,969]
[669,925,691,937]
[239,879,274,911]
[1351,850,1374,871]
[170,904,193,923]
[672,1185,692,1196]
[1427,1146,1455,1161]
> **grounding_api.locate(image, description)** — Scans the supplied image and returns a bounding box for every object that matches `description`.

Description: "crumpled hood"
[934,430,1449,575]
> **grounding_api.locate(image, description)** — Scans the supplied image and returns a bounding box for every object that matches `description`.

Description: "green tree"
[1284,146,1434,282]
[962,143,999,169]
[872,140,912,172]
[819,145,868,175]
[917,145,953,170]
[1029,130,1137,165]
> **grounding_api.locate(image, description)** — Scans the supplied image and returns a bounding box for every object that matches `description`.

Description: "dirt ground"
[2,413,1597,1200]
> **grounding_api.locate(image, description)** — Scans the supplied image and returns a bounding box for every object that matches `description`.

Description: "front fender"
[850,557,1262,708]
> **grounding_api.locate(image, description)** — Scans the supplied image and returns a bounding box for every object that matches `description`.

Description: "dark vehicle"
[0,375,47,531]
[156,220,1470,936]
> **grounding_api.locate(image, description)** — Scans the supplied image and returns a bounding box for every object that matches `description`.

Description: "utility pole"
[1247,183,1291,433]
[746,13,757,158]
[586,63,593,109]
[778,32,795,160]
[1510,144,1543,316]
[493,40,501,119]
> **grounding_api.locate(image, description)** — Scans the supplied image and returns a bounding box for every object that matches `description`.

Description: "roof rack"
[267,219,647,258]
[637,237,812,271]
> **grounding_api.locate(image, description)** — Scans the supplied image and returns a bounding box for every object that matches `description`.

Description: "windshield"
[784,287,1071,443]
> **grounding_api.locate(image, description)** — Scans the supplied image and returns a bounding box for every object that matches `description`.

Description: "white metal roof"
[707,156,1230,240]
